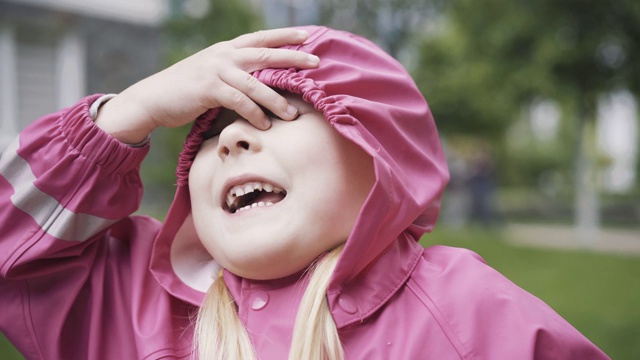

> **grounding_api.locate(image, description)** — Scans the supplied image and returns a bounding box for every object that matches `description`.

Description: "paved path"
[504,223,640,257]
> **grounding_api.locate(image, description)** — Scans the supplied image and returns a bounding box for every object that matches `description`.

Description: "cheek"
[189,143,220,204]
[189,170,212,208]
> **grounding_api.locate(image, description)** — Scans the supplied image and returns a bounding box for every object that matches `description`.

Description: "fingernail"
[297,30,309,39]
[287,105,298,117]
[262,117,271,129]
[308,55,320,65]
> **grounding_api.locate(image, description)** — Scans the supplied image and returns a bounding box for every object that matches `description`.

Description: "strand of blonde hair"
[289,244,345,360]
[194,274,256,360]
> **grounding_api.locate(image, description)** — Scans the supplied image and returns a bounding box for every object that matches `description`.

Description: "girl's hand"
[95,28,319,144]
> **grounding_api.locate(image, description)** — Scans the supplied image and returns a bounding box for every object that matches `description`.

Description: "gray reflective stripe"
[0,136,117,241]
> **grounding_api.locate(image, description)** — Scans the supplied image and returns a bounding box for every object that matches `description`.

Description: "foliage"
[414,0,640,192]
[165,0,264,63]
[419,0,639,114]
[317,0,442,57]
[413,24,524,138]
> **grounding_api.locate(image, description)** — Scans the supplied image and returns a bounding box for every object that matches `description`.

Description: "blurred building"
[0,0,169,151]
[256,0,319,28]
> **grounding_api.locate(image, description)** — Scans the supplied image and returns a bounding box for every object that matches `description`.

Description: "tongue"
[255,191,285,204]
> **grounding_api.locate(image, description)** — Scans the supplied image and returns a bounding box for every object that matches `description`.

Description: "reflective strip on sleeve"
[0,137,118,242]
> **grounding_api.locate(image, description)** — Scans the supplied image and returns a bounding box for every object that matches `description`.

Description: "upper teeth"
[226,181,284,208]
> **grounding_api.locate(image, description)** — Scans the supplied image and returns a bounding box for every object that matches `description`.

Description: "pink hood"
[149,26,449,314]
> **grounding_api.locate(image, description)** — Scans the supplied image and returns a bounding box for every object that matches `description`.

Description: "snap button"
[338,295,358,314]
[250,291,269,311]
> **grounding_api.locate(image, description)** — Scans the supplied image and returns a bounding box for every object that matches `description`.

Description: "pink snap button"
[250,291,269,311]
[338,295,358,314]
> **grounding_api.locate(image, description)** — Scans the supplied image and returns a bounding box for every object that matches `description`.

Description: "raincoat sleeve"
[0,95,152,357]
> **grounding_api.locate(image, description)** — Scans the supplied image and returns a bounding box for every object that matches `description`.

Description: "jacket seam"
[0,227,34,277]
[142,346,192,359]
[334,237,423,328]
[23,279,45,359]
[405,277,473,360]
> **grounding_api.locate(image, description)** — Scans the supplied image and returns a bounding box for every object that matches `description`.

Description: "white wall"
[7,0,169,25]
[0,0,166,151]
[0,25,18,148]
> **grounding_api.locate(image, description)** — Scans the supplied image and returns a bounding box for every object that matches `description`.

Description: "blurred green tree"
[165,0,264,62]
[318,0,443,58]
[414,0,640,232]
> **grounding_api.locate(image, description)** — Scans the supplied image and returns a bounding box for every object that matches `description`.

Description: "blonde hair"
[194,245,345,360]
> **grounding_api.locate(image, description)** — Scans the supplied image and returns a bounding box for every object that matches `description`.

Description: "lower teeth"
[236,201,274,213]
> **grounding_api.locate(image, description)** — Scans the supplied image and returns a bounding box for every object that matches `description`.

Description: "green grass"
[0,334,22,360]
[2,226,638,359]
[423,226,640,360]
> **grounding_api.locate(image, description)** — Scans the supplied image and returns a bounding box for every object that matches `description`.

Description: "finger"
[214,84,271,130]
[234,47,319,72]
[230,28,309,49]
[220,69,298,121]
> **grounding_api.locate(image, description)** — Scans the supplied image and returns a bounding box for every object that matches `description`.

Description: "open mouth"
[225,181,287,214]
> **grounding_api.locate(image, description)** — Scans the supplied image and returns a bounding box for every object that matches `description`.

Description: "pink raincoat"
[0,26,608,359]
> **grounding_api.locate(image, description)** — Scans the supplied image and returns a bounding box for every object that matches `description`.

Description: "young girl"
[0,26,608,359]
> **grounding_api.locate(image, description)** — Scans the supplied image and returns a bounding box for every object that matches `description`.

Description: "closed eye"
[259,106,282,121]
[202,106,286,140]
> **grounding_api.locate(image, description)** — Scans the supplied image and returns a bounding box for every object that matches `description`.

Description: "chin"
[222,250,310,281]
[229,264,305,281]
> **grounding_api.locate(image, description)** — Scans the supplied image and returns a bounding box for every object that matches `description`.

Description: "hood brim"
[150,26,449,308]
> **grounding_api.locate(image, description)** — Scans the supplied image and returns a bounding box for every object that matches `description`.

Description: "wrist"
[93,94,155,146]
[89,94,117,120]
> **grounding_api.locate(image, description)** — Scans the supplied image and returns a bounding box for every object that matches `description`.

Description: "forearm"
[95,28,320,143]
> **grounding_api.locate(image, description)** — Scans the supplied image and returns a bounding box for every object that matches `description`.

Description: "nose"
[216,119,261,160]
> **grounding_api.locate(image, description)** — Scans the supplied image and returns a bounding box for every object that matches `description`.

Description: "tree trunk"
[574,102,600,244]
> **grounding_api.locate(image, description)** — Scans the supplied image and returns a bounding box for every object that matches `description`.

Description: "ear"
[170,212,221,293]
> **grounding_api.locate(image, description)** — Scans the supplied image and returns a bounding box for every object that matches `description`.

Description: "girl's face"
[189,93,375,280]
